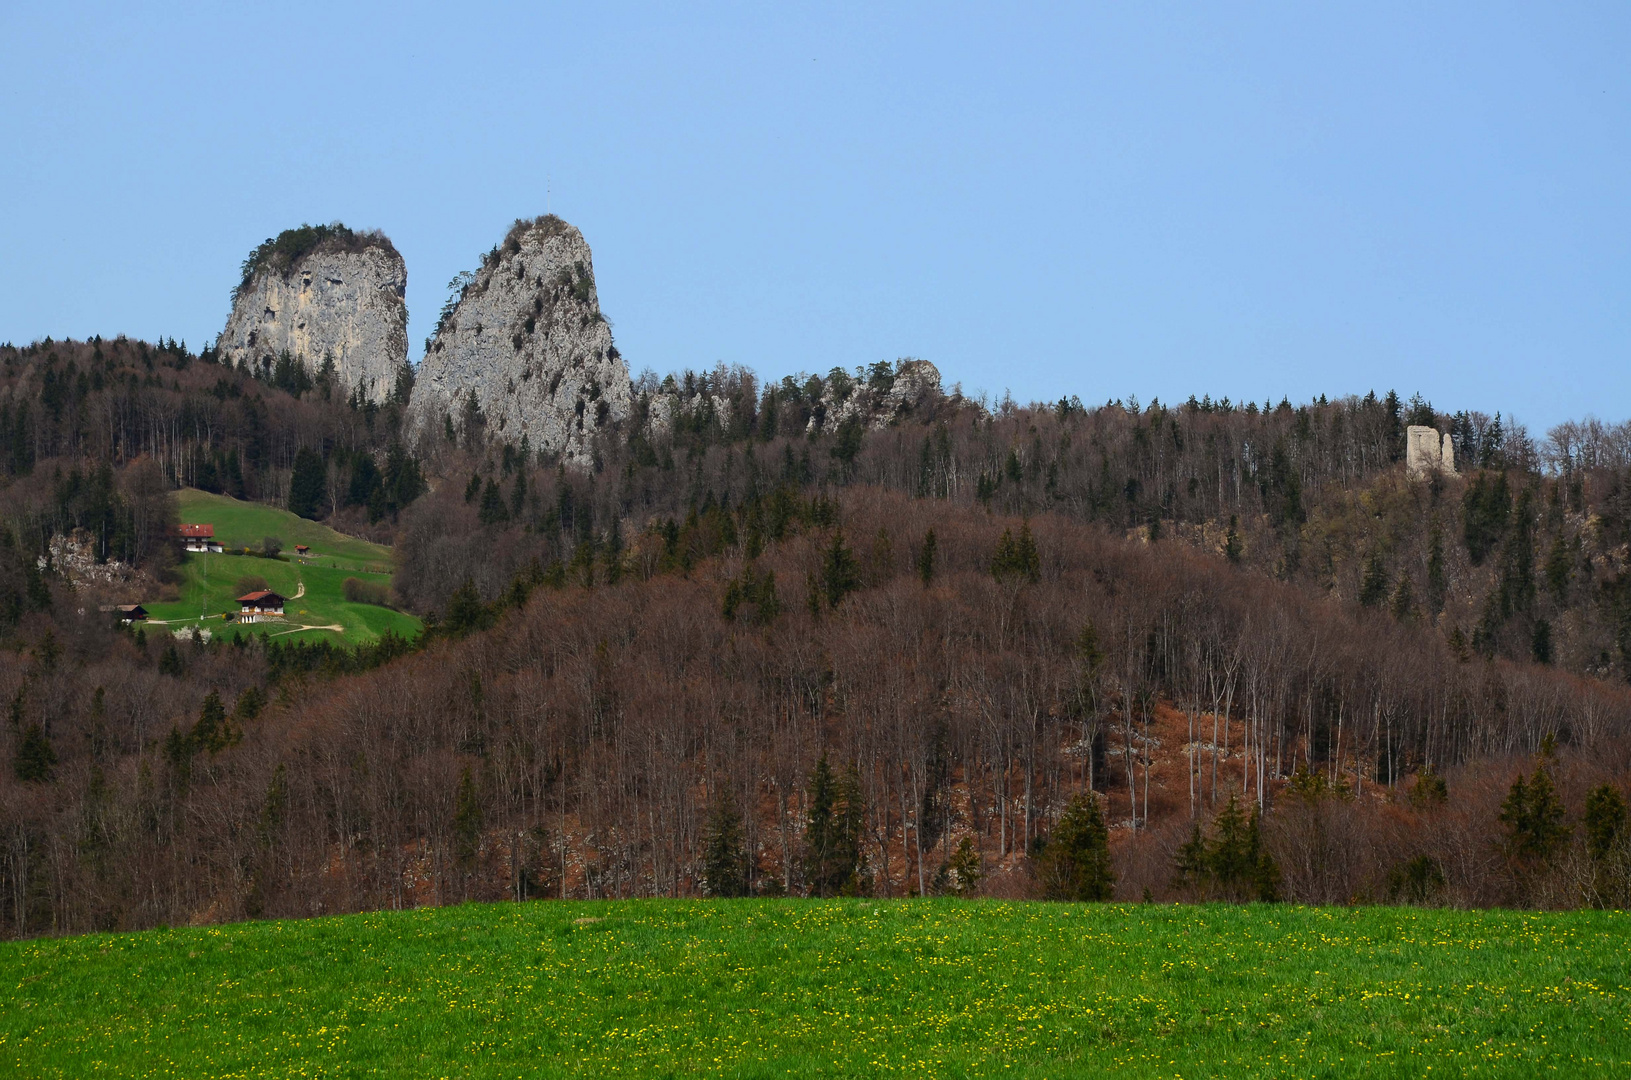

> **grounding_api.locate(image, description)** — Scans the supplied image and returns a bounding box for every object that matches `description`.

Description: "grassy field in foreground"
[1,901,1627,1079]
[144,491,419,646]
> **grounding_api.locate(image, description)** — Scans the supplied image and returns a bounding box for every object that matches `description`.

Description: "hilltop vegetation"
[233,222,399,300]
[2,898,1628,1077]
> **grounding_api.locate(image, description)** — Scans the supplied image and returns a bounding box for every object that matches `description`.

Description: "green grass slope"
[175,489,393,571]
[3,900,1627,1078]
[145,491,419,646]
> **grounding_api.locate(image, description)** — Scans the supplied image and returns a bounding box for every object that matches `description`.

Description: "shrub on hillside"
[343,577,395,608]
[235,574,269,595]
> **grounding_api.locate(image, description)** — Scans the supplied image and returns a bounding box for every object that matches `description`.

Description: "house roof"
[178,524,215,538]
[238,590,286,605]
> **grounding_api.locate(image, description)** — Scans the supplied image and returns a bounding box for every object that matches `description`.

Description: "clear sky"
[1,3,1626,430]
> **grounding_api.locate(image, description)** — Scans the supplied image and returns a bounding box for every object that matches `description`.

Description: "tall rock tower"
[217,224,408,403]
[409,215,631,464]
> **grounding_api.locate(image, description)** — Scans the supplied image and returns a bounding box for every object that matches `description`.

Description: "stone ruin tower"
[217,223,409,404]
[408,215,632,465]
[1406,425,1457,480]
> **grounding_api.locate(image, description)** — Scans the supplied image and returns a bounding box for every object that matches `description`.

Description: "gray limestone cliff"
[217,224,408,402]
[409,216,631,463]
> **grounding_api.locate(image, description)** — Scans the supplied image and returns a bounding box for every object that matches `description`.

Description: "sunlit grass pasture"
[142,490,419,646]
[175,489,393,571]
[2,900,1627,1078]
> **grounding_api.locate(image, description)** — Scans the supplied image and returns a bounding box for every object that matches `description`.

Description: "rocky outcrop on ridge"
[410,216,631,464]
[217,224,408,403]
[805,359,944,433]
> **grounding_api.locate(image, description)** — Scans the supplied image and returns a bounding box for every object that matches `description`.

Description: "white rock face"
[410,216,631,464]
[218,234,407,403]
[1406,425,1457,479]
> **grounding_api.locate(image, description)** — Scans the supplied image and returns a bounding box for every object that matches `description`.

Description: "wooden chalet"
[177,523,223,553]
[295,545,310,556]
[100,604,148,623]
[237,590,286,623]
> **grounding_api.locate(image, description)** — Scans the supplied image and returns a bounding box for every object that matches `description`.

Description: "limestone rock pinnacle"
[409,216,631,464]
[217,224,408,403]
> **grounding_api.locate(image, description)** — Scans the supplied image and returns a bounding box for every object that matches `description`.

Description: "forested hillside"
[0,336,423,576]
[3,338,1631,938]
[397,363,1631,681]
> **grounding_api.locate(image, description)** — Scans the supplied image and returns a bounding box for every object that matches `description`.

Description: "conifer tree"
[701,786,750,898]
[992,522,1040,583]
[287,446,326,520]
[1584,784,1626,864]
[1036,791,1115,901]
[916,528,937,586]
[819,530,859,609]
[510,467,527,518]
[1389,575,1415,621]
[1499,763,1568,863]
[158,641,184,676]
[14,722,56,783]
[454,767,483,866]
[1531,619,1553,664]
[1359,551,1389,608]
[1544,532,1573,603]
[1170,795,1280,902]
[1463,471,1512,566]
[804,756,866,896]
[478,479,509,526]
[1426,519,1447,616]
[192,689,238,754]
[945,836,982,896]
[1583,784,1629,908]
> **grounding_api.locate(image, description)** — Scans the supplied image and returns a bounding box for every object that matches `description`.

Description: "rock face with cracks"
[217,224,408,404]
[409,216,631,464]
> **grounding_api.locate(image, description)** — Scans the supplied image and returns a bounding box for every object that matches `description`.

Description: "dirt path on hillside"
[292,580,306,599]
[268,623,344,636]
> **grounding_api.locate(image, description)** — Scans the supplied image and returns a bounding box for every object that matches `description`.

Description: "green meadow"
[175,489,394,571]
[2,900,1626,1078]
[142,490,420,646]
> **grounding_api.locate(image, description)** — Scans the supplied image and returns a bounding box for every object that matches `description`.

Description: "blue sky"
[1,3,1626,430]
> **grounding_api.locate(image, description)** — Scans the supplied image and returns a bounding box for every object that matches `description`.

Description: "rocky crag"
[410,216,631,464]
[640,358,947,441]
[805,359,944,433]
[217,224,408,403]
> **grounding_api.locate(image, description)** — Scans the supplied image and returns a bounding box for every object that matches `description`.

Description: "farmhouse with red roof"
[237,590,286,623]
[177,523,223,553]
